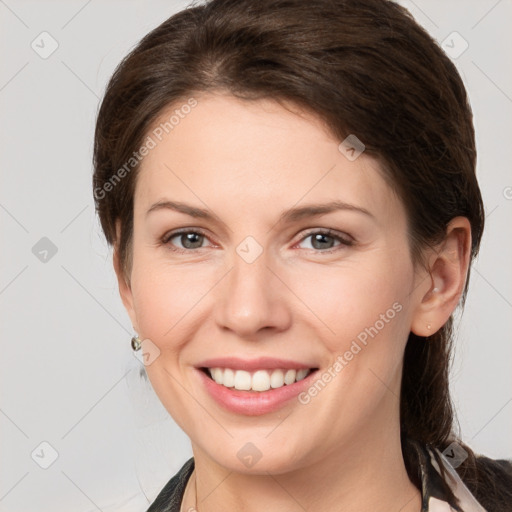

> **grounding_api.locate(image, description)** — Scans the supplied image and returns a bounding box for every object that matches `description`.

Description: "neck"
[189,424,421,512]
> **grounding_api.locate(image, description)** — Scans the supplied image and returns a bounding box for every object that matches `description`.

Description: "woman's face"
[118,92,430,473]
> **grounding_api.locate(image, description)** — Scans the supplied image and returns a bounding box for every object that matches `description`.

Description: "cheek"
[130,245,414,355]
[293,255,413,355]
[129,249,222,354]
[128,258,213,430]
[292,260,413,431]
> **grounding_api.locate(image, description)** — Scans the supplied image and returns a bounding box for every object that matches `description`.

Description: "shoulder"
[145,457,195,512]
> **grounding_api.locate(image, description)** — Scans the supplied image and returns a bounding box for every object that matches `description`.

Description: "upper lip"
[196,357,317,371]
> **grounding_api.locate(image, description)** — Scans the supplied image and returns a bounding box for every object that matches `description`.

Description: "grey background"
[0,0,511,510]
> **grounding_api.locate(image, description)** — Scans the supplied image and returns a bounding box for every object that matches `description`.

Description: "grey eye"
[168,232,206,250]
[309,233,337,250]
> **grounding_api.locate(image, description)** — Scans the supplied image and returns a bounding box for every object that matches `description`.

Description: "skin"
[114,92,471,512]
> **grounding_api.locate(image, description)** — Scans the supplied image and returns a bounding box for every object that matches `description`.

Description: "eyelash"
[160,228,354,254]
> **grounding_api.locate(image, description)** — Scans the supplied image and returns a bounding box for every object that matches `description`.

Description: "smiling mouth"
[200,367,319,392]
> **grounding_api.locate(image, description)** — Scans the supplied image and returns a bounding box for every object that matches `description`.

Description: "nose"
[214,249,292,339]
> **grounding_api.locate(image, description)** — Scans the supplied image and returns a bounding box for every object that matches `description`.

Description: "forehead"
[134,93,403,227]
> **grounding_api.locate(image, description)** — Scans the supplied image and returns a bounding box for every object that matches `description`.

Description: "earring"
[432,287,439,293]
[426,323,432,330]
[131,335,142,351]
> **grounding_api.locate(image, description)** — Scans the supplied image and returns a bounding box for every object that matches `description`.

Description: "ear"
[410,216,472,337]
[113,219,139,333]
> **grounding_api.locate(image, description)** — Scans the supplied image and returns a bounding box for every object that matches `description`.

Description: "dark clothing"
[145,440,506,511]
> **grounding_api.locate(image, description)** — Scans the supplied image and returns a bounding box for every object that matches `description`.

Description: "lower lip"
[195,368,318,416]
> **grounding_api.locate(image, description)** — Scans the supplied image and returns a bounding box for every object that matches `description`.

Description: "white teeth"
[211,367,223,385]
[251,370,271,391]
[234,370,252,390]
[284,369,296,385]
[207,367,312,391]
[296,369,309,381]
[223,368,235,388]
[270,369,284,388]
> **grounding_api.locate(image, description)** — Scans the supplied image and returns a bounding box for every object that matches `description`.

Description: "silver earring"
[131,335,142,351]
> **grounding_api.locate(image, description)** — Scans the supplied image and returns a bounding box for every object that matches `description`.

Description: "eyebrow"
[146,199,374,223]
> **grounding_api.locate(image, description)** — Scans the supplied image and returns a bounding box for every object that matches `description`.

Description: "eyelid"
[161,226,354,254]
[297,227,353,243]
[161,227,210,244]
[160,228,216,254]
[293,228,354,251]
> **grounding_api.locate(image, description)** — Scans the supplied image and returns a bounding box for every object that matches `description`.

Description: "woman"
[92,0,512,510]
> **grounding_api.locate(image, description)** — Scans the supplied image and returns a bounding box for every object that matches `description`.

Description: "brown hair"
[93,0,512,508]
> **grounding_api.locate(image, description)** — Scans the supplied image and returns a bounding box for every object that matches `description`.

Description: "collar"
[410,438,487,511]
[146,441,487,512]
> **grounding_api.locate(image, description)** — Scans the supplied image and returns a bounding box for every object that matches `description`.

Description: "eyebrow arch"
[278,200,374,223]
[146,200,214,219]
[145,199,374,223]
